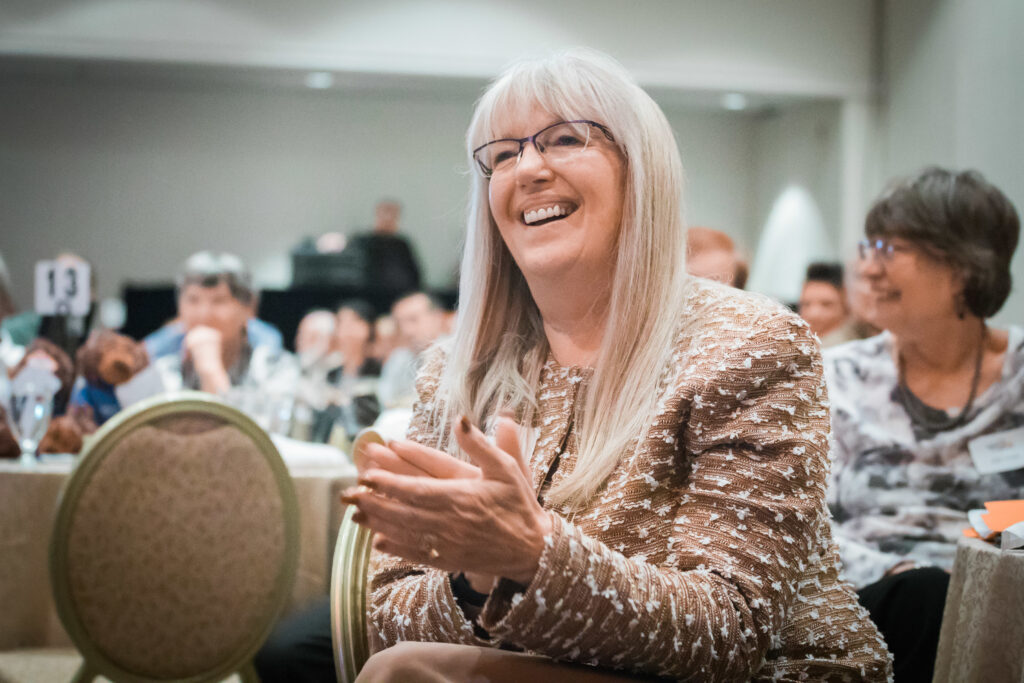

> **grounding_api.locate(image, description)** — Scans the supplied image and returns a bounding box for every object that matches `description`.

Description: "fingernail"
[352,512,367,525]
[386,439,399,450]
[357,477,377,490]
[340,494,358,505]
[459,415,471,434]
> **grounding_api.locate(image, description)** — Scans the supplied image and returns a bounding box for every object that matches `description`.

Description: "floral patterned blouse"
[825,326,1024,588]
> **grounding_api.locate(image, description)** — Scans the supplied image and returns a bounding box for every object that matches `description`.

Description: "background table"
[932,536,1024,683]
[0,457,355,650]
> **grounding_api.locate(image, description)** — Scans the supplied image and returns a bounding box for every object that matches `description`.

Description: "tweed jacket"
[368,280,892,682]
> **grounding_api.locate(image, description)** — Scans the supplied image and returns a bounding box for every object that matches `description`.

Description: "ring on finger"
[421,532,440,560]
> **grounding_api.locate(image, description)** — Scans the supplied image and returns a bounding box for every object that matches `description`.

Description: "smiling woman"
[344,49,891,682]
[826,167,1022,682]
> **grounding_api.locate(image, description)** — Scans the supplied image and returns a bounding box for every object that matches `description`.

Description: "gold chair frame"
[48,391,300,683]
[330,505,374,683]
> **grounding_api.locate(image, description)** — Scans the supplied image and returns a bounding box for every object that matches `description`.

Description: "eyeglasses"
[472,120,615,179]
[857,238,913,262]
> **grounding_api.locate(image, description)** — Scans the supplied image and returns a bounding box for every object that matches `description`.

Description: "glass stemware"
[1,363,60,466]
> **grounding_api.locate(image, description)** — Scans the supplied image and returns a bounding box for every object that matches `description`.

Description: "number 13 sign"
[34,260,91,316]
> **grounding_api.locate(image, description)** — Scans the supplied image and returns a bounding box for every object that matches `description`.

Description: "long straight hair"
[430,49,691,507]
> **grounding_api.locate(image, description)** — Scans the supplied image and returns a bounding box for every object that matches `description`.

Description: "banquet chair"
[4,391,300,683]
[329,505,374,683]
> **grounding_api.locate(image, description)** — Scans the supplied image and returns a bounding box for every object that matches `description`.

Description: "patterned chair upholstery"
[44,392,299,683]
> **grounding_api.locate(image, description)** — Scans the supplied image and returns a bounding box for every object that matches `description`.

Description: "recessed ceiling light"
[305,72,334,89]
[721,93,748,111]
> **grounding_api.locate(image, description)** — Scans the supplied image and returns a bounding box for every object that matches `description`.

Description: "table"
[932,536,1024,683]
[0,457,356,650]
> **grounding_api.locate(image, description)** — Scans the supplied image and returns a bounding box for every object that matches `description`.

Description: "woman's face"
[334,308,372,354]
[486,107,626,285]
[858,236,964,332]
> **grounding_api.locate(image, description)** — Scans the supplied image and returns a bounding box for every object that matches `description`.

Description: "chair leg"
[237,661,260,683]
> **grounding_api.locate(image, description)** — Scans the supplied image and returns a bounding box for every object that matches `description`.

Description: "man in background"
[378,291,446,409]
[145,252,283,361]
[152,252,295,394]
[798,261,858,348]
[346,199,422,300]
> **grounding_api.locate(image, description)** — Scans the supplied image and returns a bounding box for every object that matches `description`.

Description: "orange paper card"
[980,500,1024,532]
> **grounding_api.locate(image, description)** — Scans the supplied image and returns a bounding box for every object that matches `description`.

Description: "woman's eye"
[552,134,584,147]
[493,149,518,165]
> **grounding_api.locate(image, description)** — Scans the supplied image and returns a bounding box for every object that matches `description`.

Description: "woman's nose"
[515,142,553,183]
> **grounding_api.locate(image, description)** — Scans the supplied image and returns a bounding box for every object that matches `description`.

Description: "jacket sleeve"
[366,347,491,651]
[476,312,841,681]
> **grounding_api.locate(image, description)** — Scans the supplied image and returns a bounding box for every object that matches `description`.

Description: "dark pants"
[254,597,337,683]
[857,567,950,683]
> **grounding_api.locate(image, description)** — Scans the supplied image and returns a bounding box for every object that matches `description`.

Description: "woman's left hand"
[342,416,551,586]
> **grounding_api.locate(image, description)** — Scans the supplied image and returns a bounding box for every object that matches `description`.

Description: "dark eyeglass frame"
[472,119,615,178]
[857,238,914,262]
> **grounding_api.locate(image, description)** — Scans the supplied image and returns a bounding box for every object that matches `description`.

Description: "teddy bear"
[1,331,150,459]
[71,329,150,427]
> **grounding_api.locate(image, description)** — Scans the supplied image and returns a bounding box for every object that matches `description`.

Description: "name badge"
[968,427,1024,475]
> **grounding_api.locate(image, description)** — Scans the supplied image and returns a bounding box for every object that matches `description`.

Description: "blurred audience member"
[378,292,446,409]
[311,300,382,443]
[346,199,422,298]
[371,315,399,363]
[799,262,857,347]
[685,226,748,288]
[145,252,283,361]
[295,310,338,374]
[826,167,1022,681]
[2,253,99,358]
[845,256,883,339]
[153,252,296,395]
[0,253,24,368]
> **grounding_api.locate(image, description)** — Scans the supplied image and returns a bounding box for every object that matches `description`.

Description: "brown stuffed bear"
[77,329,150,387]
[0,332,149,459]
[70,329,149,430]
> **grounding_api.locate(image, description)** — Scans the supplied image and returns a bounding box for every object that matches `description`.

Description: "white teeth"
[523,204,570,225]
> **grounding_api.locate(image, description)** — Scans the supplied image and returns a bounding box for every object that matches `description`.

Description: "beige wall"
[882,0,1024,325]
[0,76,765,308]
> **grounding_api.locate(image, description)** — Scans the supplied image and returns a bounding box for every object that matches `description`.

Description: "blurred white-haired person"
[343,49,890,682]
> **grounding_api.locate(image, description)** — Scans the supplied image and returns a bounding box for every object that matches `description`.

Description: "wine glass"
[1,364,60,466]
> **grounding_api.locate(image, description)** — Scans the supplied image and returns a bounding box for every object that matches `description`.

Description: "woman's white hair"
[431,48,690,506]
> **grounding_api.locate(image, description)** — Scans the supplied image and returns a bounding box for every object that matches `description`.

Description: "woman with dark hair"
[826,166,1022,682]
[311,299,382,442]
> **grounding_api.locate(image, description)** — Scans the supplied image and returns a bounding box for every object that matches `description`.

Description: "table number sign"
[34,260,91,316]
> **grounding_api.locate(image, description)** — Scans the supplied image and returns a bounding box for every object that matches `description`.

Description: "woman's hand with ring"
[341,415,550,586]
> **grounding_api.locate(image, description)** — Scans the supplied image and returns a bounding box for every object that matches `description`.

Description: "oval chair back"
[49,391,300,683]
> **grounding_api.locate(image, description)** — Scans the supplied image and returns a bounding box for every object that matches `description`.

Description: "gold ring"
[422,533,440,560]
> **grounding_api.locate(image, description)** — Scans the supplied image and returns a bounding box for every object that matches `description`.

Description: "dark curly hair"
[865,167,1019,318]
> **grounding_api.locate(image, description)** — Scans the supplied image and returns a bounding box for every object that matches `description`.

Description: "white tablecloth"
[0,449,355,650]
[932,536,1024,683]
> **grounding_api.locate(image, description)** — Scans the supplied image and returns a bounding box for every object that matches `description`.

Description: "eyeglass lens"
[475,121,597,177]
